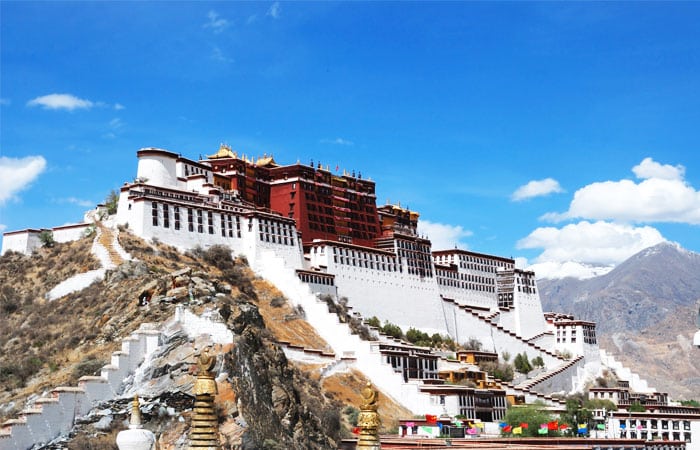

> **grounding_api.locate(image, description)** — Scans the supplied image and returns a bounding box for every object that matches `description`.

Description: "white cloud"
[212,46,233,63]
[417,220,473,251]
[542,157,700,224]
[27,93,94,111]
[517,220,666,267]
[109,118,124,129]
[320,137,354,146]
[526,260,615,280]
[0,156,47,205]
[267,2,281,19]
[633,157,684,181]
[0,98,10,106]
[204,10,229,33]
[0,224,6,232]
[62,197,94,208]
[511,178,564,201]
[114,103,125,110]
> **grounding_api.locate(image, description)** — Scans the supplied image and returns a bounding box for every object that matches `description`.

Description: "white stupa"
[116,395,156,450]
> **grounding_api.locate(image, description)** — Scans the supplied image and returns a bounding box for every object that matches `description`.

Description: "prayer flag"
[538,427,548,435]
[513,426,522,434]
[352,427,360,434]
[425,414,437,424]
[596,424,605,430]
[620,423,627,429]
[540,423,548,429]
[475,423,485,429]
[467,428,478,435]
[548,421,558,430]
[503,425,512,433]
[636,424,643,430]
[520,422,529,429]
[578,424,588,434]
[499,422,507,428]
[559,424,569,430]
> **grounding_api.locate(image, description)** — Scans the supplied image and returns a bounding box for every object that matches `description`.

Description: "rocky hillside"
[0,230,410,448]
[538,242,700,400]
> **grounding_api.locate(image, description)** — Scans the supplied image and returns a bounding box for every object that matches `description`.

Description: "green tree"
[366,316,381,328]
[531,356,545,369]
[560,395,595,436]
[38,230,55,248]
[502,402,558,437]
[405,328,431,346]
[628,402,646,412]
[680,400,700,407]
[514,352,533,373]
[381,321,403,339]
[105,190,119,215]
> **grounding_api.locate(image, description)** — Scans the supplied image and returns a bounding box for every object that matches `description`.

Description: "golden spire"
[188,347,220,449]
[356,382,381,449]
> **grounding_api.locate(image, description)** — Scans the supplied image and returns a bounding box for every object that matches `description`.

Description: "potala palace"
[2,145,699,449]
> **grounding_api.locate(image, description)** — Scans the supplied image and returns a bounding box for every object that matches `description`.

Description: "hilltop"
[0,230,410,448]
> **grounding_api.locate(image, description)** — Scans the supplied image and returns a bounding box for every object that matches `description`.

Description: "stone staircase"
[598,349,654,393]
[443,297,563,361]
[516,355,585,393]
[96,222,125,268]
[252,249,441,414]
[0,325,161,450]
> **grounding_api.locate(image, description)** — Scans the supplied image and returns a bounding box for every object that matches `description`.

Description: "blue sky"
[2,1,699,278]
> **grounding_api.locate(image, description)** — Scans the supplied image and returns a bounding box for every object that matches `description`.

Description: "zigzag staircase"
[0,325,161,450]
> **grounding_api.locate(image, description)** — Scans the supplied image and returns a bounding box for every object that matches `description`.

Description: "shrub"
[202,245,234,270]
[39,230,55,248]
[464,337,483,351]
[343,406,360,426]
[72,357,105,381]
[481,361,514,382]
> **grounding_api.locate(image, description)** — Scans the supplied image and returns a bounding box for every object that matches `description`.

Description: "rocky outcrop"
[225,300,340,449]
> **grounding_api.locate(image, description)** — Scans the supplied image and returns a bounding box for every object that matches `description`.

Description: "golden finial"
[356,381,381,449]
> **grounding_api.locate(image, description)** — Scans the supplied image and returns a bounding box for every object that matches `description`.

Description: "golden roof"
[208,143,236,159]
[255,154,278,167]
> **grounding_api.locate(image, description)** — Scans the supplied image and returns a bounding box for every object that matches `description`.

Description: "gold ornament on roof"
[208,143,235,159]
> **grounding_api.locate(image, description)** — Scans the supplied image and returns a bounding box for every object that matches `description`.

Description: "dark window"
[152,202,158,226]
[163,204,170,228]
[174,206,181,230]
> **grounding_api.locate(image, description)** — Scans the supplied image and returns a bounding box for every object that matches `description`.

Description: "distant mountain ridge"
[538,242,700,399]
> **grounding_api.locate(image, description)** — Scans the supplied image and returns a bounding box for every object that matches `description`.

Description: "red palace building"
[205,144,424,251]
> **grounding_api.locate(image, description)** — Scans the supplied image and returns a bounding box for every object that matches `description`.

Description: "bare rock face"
[224,300,339,450]
[539,242,700,399]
